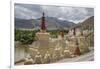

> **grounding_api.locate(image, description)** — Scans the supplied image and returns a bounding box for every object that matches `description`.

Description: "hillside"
[70,16,94,30]
[81,16,94,30]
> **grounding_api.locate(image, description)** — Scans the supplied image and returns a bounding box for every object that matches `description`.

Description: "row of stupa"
[15,12,90,65]
[30,12,85,57]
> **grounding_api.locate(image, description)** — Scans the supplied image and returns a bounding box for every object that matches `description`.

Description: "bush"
[15,29,37,44]
[15,29,68,44]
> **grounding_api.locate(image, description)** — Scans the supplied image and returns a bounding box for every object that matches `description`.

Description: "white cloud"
[15,3,94,23]
[15,4,42,19]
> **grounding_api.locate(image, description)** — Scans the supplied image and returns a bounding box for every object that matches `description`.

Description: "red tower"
[60,31,64,38]
[40,12,46,32]
[74,40,81,56]
[73,28,76,36]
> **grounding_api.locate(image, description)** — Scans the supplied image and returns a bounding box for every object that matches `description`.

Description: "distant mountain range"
[15,17,75,30]
[15,16,94,30]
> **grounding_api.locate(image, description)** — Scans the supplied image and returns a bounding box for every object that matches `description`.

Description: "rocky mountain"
[15,17,75,30]
[81,16,94,30]
[70,16,94,30]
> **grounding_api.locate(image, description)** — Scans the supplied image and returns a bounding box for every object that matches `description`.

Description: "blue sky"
[15,3,94,23]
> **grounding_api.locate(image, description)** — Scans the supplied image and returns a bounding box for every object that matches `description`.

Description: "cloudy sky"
[15,3,94,23]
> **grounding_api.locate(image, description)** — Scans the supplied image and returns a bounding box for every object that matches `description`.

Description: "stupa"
[74,40,81,56]
[36,12,50,41]
[30,12,51,61]
[67,27,89,55]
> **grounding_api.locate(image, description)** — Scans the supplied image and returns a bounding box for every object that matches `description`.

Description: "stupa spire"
[60,31,64,38]
[40,12,46,32]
